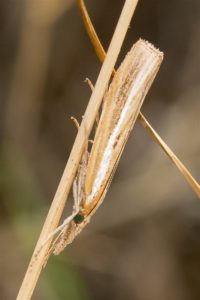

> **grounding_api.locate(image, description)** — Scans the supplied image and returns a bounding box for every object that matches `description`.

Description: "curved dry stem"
[138,114,200,197]
[77,0,200,198]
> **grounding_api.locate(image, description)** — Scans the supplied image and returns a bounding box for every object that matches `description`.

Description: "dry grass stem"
[138,115,200,197]
[16,1,139,299]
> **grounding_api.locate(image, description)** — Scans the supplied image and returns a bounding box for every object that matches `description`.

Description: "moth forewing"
[52,39,163,254]
[83,39,163,212]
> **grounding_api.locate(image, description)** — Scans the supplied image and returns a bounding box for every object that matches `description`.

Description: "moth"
[42,39,163,255]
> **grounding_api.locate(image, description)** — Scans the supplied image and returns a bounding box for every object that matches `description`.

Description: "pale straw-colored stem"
[16,1,139,299]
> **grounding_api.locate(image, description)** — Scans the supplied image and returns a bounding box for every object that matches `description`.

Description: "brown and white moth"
[42,39,163,255]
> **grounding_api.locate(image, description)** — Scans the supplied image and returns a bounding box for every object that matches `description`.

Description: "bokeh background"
[1,0,200,299]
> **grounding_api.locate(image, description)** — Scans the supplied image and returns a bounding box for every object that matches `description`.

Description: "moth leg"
[71,116,80,130]
[73,176,80,211]
[71,115,94,146]
[73,150,88,212]
[85,77,94,91]
[73,144,89,209]
[70,114,90,210]
[71,114,94,145]
[84,78,101,127]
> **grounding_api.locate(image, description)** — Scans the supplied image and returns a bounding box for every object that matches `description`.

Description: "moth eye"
[73,213,85,224]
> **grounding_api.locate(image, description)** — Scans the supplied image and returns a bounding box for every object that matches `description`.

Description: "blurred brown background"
[0,0,200,299]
